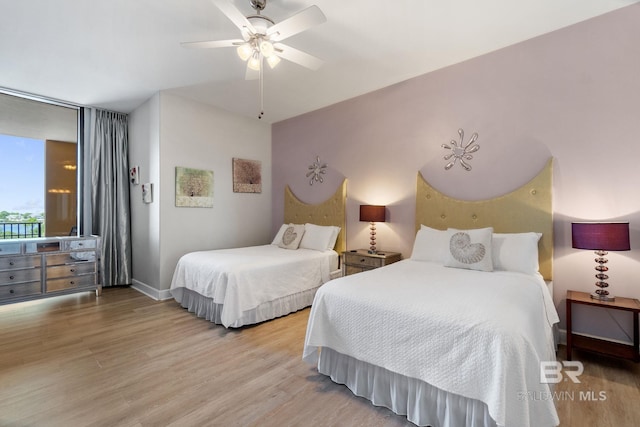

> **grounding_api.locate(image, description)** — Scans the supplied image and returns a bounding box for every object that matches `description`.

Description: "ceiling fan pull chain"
[258,56,265,119]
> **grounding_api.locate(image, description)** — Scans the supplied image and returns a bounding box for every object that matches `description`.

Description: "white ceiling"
[1,0,637,123]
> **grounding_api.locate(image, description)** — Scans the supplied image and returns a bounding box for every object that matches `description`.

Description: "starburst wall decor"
[442,128,480,171]
[306,156,328,185]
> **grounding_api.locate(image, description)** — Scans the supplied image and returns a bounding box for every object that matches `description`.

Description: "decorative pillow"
[492,232,542,275]
[444,227,494,272]
[300,223,340,251]
[271,224,289,245]
[277,224,305,250]
[410,225,449,263]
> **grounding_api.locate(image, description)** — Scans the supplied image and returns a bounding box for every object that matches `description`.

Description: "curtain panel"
[90,109,132,286]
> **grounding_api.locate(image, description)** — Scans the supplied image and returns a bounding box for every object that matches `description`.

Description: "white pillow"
[277,224,305,250]
[271,224,289,245]
[300,223,340,251]
[410,225,448,263]
[444,227,494,272]
[327,226,341,250]
[492,232,542,275]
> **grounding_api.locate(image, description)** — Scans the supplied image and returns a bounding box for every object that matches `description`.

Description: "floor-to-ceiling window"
[0,90,81,239]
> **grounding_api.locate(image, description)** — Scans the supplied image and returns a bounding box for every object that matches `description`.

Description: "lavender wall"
[272,4,640,340]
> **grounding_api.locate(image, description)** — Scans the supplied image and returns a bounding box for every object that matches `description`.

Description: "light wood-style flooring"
[0,287,638,427]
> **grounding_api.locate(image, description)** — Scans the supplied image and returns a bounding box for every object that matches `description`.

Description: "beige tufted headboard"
[416,159,553,281]
[284,180,347,253]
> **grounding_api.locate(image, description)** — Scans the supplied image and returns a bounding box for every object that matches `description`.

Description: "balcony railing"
[0,222,43,239]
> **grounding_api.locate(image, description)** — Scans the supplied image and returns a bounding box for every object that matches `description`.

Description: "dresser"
[0,236,101,305]
[342,249,402,276]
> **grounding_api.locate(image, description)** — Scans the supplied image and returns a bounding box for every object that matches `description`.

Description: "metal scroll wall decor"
[442,128,480,171]
[306,156,327,185]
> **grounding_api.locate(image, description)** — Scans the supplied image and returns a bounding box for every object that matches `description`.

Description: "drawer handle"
[9,275,14,280]
[360,258,366,263]
[9,289,14,294]
[70,281,75,285]
[9,261,14,266]
[70,269,75,273]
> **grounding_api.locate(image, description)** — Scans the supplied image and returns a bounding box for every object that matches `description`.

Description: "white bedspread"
[171,245,336,327]
[303,259,559,427]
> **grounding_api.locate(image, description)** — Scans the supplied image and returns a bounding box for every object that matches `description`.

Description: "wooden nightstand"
[342,249,401,276]
[566,290,640,362]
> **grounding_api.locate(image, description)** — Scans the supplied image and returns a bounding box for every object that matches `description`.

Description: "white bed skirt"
[173,269,342,328]
[174,286,319,328]
[318,348,497,427]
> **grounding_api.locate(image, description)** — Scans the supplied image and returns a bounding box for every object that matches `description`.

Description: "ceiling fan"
[182,0,327,76]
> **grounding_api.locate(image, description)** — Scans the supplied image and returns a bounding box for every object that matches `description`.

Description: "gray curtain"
[90,109,132,286]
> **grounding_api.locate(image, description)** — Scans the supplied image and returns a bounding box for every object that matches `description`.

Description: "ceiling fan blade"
[181,39,243,49]
[274,43,324,70]
[211,0,256,34]
[267,5,326,42]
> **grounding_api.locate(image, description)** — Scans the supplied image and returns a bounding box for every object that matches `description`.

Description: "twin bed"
[303,159,560,427]
[170,181,346,328]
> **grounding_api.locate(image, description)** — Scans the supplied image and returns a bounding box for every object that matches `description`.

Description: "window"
[0,90,82,240]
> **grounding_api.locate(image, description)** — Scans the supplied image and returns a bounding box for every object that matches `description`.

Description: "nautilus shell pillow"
[277,224,305,250]
[444,227,494,272]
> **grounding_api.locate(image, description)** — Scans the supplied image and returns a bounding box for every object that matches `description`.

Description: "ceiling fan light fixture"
[259,40,274,58]
[267,54,281,69]
[236,43,253,61]
[248,53,261,71]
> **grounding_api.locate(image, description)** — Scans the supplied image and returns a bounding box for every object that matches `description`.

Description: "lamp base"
[590,292,615,302]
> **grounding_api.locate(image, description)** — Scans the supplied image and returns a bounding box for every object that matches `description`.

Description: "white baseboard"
[131,279,173,301]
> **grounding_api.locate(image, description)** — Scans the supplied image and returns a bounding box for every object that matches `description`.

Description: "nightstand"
[566,290,640,362]
[342,249,401,276]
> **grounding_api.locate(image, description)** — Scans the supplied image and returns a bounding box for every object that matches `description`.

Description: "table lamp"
[360,205,386,254]
[572,222,630,301]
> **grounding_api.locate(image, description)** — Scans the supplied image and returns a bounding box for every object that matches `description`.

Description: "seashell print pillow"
[277,223,305,250]
[444,227,494,272]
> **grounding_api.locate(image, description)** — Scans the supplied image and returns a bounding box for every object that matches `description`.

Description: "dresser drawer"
[0,268,41,284]
[0,255,41,270]
[0,282,42,299]
[0,243,22,255]
[46,252,97,266]
[63,239,97,251]
[47,274,96,292]
[47,262,95,279]
[344,253,383,268]
[344,265,367,276]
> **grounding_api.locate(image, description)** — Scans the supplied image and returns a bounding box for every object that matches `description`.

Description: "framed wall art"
[232,158,262,193]
[175,167,214,207]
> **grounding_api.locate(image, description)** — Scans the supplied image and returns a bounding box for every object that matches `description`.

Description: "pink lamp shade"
[360,205,386,223]
[571,222,630,251]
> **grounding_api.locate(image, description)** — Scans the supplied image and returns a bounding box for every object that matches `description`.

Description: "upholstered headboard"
[415,159,553,280]
[284,180,347,253]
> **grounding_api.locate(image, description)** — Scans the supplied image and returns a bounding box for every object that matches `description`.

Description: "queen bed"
[170,180,346,328]
[303,160,560,427]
